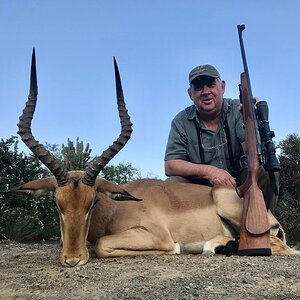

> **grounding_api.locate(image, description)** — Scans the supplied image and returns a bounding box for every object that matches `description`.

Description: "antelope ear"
[95,177,142,201]
[2,177,57,197]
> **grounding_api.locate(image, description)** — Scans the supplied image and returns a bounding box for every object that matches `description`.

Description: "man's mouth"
[202,98,213,104]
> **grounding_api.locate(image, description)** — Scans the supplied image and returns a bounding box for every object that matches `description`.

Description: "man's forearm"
[165,159,214,180]
[165,159,236,186]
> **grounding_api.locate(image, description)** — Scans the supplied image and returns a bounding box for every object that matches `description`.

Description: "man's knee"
[258,168,279,215]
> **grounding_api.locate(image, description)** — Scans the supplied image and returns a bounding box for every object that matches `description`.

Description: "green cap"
[189,64,220,84]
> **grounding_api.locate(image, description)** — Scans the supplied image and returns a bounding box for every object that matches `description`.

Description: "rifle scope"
[256,101,281,172]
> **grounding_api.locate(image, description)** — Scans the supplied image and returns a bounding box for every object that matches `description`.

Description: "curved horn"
[17,49,69,186]
[82,57,133,186]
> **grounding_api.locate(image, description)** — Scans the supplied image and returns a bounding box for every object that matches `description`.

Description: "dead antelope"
[4,50,296,267]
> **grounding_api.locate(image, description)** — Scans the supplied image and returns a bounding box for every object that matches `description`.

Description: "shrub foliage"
[276,133,300,244]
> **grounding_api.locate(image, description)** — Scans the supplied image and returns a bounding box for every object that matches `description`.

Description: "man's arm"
[165,159,236,187]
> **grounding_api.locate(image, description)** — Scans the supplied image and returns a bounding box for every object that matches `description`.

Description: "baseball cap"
[189,64,221,84]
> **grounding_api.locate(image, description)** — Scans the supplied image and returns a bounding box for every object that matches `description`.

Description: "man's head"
[188,64,225,119]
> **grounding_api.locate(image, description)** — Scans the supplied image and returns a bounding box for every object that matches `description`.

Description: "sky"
[0,1,299,179]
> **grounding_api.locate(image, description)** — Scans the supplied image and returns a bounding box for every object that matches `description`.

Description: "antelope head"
[8,49,139,266]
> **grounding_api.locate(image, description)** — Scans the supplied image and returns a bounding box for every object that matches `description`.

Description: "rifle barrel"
[237,24,254,100]
[237,24,263,160]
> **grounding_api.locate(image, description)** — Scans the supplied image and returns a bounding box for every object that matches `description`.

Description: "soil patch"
[1,240,299,299]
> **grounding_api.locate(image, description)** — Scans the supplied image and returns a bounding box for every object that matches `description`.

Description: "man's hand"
[207,166,236,187]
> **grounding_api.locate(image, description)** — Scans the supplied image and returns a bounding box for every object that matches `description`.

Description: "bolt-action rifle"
[236,24,281,255]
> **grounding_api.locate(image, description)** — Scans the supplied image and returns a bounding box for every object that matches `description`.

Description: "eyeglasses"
[200,129,227,151]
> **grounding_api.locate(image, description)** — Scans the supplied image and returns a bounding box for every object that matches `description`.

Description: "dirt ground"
[0,240,299,300]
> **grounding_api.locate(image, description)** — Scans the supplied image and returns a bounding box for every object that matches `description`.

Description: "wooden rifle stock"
[236,73,271,255]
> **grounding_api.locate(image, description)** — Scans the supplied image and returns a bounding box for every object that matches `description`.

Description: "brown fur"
[10,173,296,266]
[270,236,295,255]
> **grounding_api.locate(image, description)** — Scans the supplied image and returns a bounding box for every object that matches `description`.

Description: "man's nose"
[201,85,210,95]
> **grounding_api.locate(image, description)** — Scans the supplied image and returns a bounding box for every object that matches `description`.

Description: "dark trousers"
[166,167,279,215]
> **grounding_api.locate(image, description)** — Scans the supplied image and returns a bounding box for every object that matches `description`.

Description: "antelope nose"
[65,257,81,267]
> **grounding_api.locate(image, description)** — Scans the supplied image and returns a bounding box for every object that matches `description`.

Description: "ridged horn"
[17,48,70,186]
[82,57,133,186]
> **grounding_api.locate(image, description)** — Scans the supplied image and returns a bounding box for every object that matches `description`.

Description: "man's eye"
[194,86,203,91]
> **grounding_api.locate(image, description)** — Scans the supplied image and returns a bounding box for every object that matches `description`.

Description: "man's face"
[188,76,225,118]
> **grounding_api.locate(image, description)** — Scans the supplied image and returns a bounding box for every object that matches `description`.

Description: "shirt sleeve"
[164,117,189,161]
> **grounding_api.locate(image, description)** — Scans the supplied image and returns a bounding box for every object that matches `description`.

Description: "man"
[164,64,278,213]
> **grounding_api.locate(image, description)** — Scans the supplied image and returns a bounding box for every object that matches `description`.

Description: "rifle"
[236,24,281,255]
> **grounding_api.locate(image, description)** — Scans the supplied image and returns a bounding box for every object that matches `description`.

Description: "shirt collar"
[187,98,231,123]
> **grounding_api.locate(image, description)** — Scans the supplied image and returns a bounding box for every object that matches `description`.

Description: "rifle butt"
[238,226,271,256]
[237,184,271,256]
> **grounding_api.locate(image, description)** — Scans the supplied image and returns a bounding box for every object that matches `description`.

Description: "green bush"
[276,133,300,245]
[276,193,300,245]
[0,207,42,241]
[0,137,60,241]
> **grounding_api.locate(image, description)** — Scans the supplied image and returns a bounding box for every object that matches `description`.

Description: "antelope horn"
[17,48,69,186]
[82,57,133,186]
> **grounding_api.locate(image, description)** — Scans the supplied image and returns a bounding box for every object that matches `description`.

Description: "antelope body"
[4,50,295,267]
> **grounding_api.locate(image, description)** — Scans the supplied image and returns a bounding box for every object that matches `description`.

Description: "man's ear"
[187,87,193,101]
[220,80,226,92]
